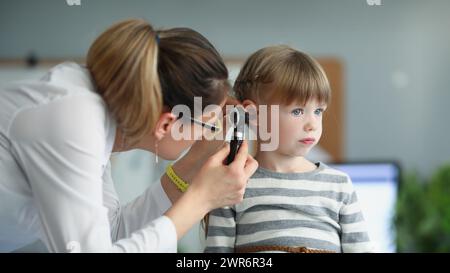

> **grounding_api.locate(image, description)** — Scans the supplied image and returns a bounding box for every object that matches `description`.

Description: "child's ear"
[242,99,259,128]
[154,111,177,140]
[242,99,257,109]
[242,99,259,116]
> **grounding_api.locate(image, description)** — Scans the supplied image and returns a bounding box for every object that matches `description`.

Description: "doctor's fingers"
[208,142,230,165]
[243,155,258,178]
[229,140,249,168]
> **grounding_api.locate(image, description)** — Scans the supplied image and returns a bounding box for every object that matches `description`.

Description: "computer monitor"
[328,162,400,253]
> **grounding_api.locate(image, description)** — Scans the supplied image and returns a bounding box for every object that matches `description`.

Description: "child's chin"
[293,148,312,157]
[280,150,308,158]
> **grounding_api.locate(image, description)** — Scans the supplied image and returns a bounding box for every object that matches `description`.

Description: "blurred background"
[1,0,449,252]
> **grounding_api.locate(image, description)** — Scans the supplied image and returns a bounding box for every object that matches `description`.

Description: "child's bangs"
[266,57,331,106]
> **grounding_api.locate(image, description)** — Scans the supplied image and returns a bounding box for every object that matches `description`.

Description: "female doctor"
[0,19,258,252]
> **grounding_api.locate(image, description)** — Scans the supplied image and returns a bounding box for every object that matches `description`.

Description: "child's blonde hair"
[234,45,331,106]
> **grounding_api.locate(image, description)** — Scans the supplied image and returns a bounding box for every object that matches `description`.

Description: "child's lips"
[299,138,315,145]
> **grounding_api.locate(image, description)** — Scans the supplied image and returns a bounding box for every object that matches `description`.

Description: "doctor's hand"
[160,96,250,204]
[159,138,225,202]
[189,140,258,210]
[164,140,258,239]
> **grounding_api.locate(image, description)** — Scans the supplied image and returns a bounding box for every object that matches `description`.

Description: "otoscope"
[225,106,249,165]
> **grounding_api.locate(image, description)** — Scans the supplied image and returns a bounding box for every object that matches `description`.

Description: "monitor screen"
[328,162,399,253]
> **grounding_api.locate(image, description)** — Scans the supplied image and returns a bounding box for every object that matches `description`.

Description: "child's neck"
[255,151,318,173]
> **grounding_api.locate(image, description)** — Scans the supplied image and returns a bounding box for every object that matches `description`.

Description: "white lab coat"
[0,62,177,252]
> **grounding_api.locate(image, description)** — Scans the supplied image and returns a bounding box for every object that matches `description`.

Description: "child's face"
[276,99,327,157]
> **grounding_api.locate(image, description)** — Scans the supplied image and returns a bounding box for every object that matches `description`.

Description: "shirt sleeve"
[204,206,236,253]
[102,162,173,242]
[339,176,374,253]
[8,95,177,252]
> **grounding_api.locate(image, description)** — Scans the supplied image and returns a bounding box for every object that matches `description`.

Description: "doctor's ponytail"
[87,19,162,146]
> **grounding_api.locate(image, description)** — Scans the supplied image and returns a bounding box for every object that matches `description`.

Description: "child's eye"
[291,108,304,116]
[314,108,325,115]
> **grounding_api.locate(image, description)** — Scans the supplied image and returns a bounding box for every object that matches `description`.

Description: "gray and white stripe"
[205,163,373,253]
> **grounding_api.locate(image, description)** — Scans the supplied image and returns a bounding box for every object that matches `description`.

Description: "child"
[204,45,373,253]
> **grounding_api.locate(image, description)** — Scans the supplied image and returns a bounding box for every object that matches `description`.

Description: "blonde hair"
[87,19,161,146]
[234,45,331,106]
[87,19,230,146]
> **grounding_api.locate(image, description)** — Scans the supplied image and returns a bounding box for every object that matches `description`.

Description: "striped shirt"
[204,162,374,253]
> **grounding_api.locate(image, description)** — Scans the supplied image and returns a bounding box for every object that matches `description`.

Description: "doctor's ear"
[154,111,177,140]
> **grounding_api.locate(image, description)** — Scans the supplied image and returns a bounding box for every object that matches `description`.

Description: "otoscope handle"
[226,138,243,165]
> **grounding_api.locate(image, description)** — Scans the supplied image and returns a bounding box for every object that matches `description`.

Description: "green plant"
[394,164,450,252]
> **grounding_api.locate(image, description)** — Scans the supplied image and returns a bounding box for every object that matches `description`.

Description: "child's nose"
[303,118,317,132]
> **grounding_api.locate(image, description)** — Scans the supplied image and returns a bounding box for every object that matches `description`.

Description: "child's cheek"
[280,121,297,144]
